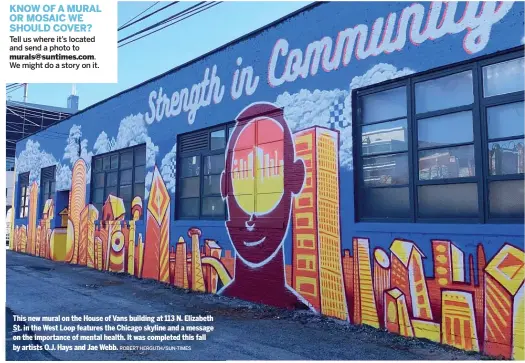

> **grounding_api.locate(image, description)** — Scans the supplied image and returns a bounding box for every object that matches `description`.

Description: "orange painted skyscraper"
[35,226,41,256]
[94,236,103,270]
[222,250,234,277]
[353,237,379,328]
[432,240,465,285]
[169,247,176,285]
[475,244,486,344]
[78,206,89,266]
[384,288,414,337]
[128,197,143,276]
[204,239,222,293]
[135,233,144,278]
[291,128,321,311]
[27,182,38,255]
[484,244,524,360]
[144,167,170,282]
[174,237,189,289]
[373,248,391,327]
[390,239,432,320]
[189,228,205,292]
[19,226,28,253]
[292,127,347,320]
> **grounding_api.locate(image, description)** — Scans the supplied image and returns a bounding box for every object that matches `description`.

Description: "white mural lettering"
[231,57,260,100]
[268,1,514,87]
[145,65,225,125]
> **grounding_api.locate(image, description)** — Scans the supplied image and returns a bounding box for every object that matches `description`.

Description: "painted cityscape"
[10,123,524,360]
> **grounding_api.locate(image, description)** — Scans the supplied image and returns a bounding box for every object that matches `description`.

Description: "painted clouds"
[18,112,160,199]
[93,113,159,169]
[275,63,415,169]
[15,138,73,192]
[62,124,93,188]
[93,112,159,200]
[15,139,57,187]
[160,143,177,194]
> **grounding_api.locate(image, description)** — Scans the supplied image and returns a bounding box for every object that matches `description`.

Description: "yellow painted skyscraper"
[316,129,348,321]
[67,159,87,264]
[384,288,414,337]
[353,237,379,328]
[441,290,479,352]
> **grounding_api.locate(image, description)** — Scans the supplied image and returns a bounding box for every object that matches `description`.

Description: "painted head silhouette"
[221,103,305,266]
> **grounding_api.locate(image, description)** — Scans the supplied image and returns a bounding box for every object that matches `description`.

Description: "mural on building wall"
[11,1,524,359]
[11,100,525,359]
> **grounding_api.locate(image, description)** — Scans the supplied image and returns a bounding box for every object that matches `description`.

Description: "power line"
[119,2,221,48]
[6,107,68,122]
[7,102,72,120]
[118,2,207,43]
[6,84,24,95]
[118,1,179,31]
[119,1,160,29]
[6,83,22,90]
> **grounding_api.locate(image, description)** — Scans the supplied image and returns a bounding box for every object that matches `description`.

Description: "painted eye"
[111,231,125,252]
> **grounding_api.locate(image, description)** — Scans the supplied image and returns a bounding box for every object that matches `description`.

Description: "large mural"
[11,1,525,359]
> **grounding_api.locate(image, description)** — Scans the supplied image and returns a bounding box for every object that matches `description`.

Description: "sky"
[6,1,310,110]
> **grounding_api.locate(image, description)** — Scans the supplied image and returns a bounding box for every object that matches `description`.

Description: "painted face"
[221,103,305,265]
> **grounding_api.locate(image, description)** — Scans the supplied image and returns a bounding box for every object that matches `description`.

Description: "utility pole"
[23,83,28,103]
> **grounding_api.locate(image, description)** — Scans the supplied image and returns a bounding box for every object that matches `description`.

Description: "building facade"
[10,2,525,358]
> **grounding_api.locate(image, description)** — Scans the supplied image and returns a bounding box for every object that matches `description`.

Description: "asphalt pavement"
[6,250,485,361]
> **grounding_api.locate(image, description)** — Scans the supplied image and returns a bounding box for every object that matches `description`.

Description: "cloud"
[160,143,177,194]
[276,88,350,132]
[144,171,153,200]
[93,113,159,168]
[18,113,160,199]
[56,164,72,191]
[114,113,159,168]
[16,139,58,187]
[93,131,116,155]
[63,124,93,183]
[276,88,352,168]
[275,63,415,169]
[349,63,415,89]
[522,36,525,44]
[91,113,160,200]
